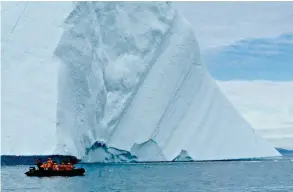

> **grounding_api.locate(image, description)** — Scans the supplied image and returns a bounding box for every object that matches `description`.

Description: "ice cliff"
[1,2,72,155]
[54,2,280,162]
[1,2,280,160]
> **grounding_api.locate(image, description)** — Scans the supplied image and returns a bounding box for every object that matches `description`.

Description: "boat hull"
[25,168,85,177]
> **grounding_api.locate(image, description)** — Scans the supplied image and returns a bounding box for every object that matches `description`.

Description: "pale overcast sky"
[174,1,293,51]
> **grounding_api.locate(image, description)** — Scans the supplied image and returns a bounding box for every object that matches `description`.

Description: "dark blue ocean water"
[2,157,293,192]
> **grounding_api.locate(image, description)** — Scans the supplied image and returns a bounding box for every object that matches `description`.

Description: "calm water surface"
[2,157,293,192]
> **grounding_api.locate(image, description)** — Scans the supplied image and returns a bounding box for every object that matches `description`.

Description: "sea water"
[1,157,293,192]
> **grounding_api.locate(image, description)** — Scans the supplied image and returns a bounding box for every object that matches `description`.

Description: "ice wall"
[1,2,72,155]
[54,2,280,162]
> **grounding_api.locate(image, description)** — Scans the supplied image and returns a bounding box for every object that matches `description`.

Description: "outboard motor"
[29,167,36,173]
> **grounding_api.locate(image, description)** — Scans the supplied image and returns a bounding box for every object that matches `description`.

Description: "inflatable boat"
[25,167,85,177]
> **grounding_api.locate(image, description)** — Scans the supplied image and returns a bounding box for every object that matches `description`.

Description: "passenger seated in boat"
[42,157,53,170]
[52,162,59,171]
[40,163,45,169]
[48,158,53,170]
[58,162,65,171]
[36,158,43,170]
[64,162,74,171]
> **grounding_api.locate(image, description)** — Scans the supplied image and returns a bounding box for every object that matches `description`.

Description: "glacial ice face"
[173,150,193,162]
[83,141,137,163]
[1,2,73,155]
[54,2,280,161]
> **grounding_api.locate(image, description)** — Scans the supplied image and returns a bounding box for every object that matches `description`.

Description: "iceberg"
[1,2,280,161]
[1,2,73,155]
[173,150,193,162]
[54,2,280,162]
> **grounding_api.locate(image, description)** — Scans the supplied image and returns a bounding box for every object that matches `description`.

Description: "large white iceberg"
[53,2,280,162]
[1,2,72,155]
[1,2,280,160]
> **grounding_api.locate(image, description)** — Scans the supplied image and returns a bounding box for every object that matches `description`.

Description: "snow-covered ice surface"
[2,2,280,161]
[1,2,73,155]
[54,2,280,162]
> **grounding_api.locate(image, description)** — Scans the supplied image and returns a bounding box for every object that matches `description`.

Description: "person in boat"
[36,158,43,170]
[68,162,74,170]
[64,162,74,171]
[58,162,65,171]
[52,162,59,171]
[45,157,53,170]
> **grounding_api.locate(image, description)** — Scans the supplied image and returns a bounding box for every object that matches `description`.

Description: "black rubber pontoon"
[25,167,85,177]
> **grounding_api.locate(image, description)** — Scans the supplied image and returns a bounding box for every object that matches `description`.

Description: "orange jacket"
[64,163,74,171]
[53,164,59,171]
[46,160,53,168]
[58,164,65,171]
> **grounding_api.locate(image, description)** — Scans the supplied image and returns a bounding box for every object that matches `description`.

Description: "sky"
[174,1,293,52]
[203,34,293,81]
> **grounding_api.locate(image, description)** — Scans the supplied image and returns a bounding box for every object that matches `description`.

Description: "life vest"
[53,164,59,171]
[46,160,53,168]
[64,163,74,171]
[58,164,65,171]
[69,163,74,170]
